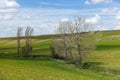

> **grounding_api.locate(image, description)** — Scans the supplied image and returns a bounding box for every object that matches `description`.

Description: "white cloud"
[101,7,119,13]
[0,0,19,9]
[114,26,120,30]
[0,8,118,37]
[0,14,13,20]
[0,0,19,20]
[85,0,91,5]
[92,0,112,4]
[86,14,101,24]
[85,0,112,4]
[0,8,18,12]
[115,14,120,30]
[61,18,69,22]
[116,15,120,21]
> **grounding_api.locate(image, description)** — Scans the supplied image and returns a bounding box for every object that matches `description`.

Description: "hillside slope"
[0,30,120,80]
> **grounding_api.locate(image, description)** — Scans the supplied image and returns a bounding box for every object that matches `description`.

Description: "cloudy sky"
[0,0,120,37]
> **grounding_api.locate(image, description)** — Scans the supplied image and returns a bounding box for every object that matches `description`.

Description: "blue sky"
[17,0,86,9]
[16,0,119,9]
[0,0,120,37]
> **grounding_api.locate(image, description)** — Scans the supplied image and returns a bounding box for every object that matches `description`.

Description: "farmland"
[0,30,120,80]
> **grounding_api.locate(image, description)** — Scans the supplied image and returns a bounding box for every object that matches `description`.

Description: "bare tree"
[23,26,33,57]
[51,17,101,68]
[17,27,23,57]
[55,21,73,61]
[72,17,95,68]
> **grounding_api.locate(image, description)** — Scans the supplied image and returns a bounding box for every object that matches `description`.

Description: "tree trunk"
[77,44,82,68]
[17,37,20,57]
[63,42,67,62]
[69,48,74,62]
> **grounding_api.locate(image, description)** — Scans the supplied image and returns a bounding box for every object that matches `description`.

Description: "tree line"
[16,17,101,68]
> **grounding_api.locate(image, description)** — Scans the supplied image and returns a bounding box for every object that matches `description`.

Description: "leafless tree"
[51,17,101,68]
[23,26,33,57]
[17,27,23,57]
[55,21,73,61]
[72,17,95,68]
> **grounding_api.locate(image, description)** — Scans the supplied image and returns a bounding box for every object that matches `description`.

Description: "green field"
[0,30,120,80]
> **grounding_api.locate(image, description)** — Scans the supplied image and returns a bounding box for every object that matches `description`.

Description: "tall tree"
[72,17,95,68]
[55,21,71,61]
[17,27,23,57]
[24,26,33,57]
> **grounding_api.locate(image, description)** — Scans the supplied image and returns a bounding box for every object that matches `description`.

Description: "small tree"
[17,27,23,57]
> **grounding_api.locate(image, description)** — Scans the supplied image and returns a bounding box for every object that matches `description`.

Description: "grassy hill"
[0,30,120,80]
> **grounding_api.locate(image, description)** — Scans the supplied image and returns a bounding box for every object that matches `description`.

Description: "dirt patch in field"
[34,39,51,43]
[6,39,25,44]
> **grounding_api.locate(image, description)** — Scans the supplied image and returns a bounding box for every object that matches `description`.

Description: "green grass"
[0,58,118,80]
[0,30,120,80]
[96,40,120,50]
